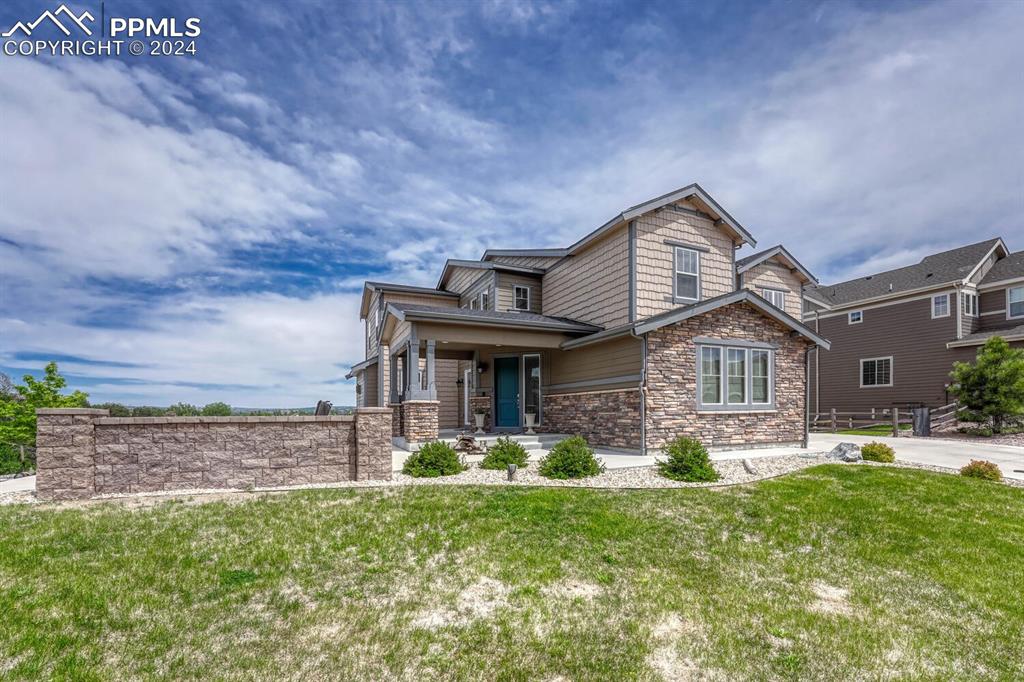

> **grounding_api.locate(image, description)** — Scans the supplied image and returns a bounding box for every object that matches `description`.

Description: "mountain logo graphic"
[2,4,95,38]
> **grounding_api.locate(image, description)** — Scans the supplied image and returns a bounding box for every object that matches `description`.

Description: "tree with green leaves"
[201,402,232,416]
[91,402,132,417]
[166,402,200,416]
[0,362,89,449]
[949,337,1024,433]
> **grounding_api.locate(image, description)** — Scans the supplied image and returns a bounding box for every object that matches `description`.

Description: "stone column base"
[401,400,440,443]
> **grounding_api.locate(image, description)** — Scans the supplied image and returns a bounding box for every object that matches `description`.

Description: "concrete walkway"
[0,475,36,493]
[809,433,1024,481]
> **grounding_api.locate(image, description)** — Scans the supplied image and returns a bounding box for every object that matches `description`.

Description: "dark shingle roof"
[805,239,1003,307]
[980,250,1024,285]
[949,323,1024,348]
[387,303,601,333]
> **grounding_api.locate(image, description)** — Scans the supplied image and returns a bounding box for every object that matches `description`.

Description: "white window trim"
[521,353,542,425]
[962,291,978,318]
[848,310,863,324]
[1008,285,1024,320]
[859,356,894,388]
[513,285,531,311]
[696,343,774,411]
[673,246,701,302]
[931,294,950,319]
[762,288,786,310]
[479,290,490,310]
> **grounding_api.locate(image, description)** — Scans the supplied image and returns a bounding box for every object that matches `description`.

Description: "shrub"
[960,460,1003,482]
[656,437,719,482]
[402,441,466,478]
[479,436,530,470]
[958,426,994,437]
[537,436,604,479]
[861,442,895,463]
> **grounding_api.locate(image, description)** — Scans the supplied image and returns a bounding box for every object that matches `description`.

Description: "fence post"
[892,407,900,438]
[830,408,837,433]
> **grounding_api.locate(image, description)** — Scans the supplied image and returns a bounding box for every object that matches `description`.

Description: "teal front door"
[494,357,520,428]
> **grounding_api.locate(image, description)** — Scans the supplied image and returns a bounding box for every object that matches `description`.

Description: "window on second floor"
[860,357,893,387]
[848,310,863,324]
[479,290,490,310]
[514,285,530,311]
[469,298,478,310]
[674,247,700,301]
[931,294,950,318]
[761,288,786,310]
[962,291,978,317]
[1009,286,1024,319]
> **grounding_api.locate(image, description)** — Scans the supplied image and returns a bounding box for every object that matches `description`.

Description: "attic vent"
[865,275,872,280]
[925,273,933,278]
[888,283,894,292]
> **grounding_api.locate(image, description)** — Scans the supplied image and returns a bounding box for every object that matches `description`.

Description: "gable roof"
[563,289,829,350]
[736,244,818,284]
[568,183,756,256]
[804,238,1007,309]
[481,248,569,261]
[344,355,378,379]
[436,259,546,289]
[359,281,460,319]
[979,250,1024,287]
[384,303,600,334]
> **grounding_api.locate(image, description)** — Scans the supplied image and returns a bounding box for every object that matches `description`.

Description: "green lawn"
[835,424,912,436]
[1,466,1022,680]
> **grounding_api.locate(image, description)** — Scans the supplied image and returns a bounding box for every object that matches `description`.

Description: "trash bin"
[912,407,930,437]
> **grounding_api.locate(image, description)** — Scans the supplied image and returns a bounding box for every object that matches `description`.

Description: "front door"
[494,357,520,428]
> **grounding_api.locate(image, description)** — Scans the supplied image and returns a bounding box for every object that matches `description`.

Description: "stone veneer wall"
[644,302,811,450]
[400,400,439,442]
[35,407,393,501]
[540,388,641,449]
[469,396,491,432]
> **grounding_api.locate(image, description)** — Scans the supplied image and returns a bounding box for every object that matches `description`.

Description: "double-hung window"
[514,285,530,311]
[762,288,786,310]
[848,310,863,324]
[931,294,950,318]
[1009,286,1024,319]
[674,247,700,301]
[697,344,774,410]
[962,291,978,317]
[860,357,893,387]
[479,290,490,310]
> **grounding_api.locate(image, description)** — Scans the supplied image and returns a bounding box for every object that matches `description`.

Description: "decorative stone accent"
[401,400,440,443]
[392,405,403,438]
[827,443,862,462]
[469,396,491,433]
[540,388,641,449]
[643,301,812,451]
[35,408,393,501]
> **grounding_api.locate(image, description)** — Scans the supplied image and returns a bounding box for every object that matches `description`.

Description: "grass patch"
[1,466,1022,679]
[835,424,912,436]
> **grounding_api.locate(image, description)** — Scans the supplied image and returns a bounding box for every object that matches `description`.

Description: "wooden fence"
[928,402,962,432]
[809,407,912,436]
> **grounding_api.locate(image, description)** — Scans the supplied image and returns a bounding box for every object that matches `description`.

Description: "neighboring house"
[347,183,829,453]
[803,238,1024,414]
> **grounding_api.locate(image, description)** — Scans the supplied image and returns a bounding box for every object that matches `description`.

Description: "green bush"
[960,460,1003,482]
[480,436,530,470]
[402,441,466,478]
[537,436,604,479]
[656,437,719,482]
[957,426,994,437]
[861,441,895,463]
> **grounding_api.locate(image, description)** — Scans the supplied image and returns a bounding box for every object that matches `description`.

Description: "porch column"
[425,339,437,400]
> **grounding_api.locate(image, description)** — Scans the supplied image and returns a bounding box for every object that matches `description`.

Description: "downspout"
[804,345,813,449]
[631,328,648,457]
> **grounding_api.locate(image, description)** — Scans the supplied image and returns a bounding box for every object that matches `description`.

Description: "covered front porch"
[379,304,604,446]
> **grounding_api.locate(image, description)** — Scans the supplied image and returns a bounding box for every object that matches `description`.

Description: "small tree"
[167,402,200,416]
[201,402,232,416]
[949,337,1024,433]
[0,362,89,449]
[91,402,131,417]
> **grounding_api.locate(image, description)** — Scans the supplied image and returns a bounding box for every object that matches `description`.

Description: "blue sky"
[1,0,1022,407]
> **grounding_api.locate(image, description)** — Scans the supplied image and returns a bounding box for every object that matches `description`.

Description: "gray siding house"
[347,183,829,453]
[804,238,1024,414]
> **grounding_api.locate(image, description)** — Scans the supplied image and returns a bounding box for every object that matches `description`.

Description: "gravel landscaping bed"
[927,430,1024,447]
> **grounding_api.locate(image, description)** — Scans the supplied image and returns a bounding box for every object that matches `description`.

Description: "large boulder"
[827,442,862,462]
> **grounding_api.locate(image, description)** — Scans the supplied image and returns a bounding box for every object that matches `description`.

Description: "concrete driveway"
[809,433,1024,481]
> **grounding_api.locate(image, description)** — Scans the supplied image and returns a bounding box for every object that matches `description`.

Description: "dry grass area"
[1,465,1022,680]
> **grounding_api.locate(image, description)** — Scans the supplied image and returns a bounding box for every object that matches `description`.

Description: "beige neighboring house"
[346,183,829,453]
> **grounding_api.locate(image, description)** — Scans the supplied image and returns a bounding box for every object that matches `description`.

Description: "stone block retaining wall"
[36,407,393,501]
[540,388,641,449]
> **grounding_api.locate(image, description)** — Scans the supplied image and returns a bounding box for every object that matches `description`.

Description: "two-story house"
[347,183,829,453]
[803,238,1024,415]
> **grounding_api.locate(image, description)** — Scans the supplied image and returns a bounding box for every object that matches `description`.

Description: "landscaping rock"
[742,458,758,475]
[827,442,862,462]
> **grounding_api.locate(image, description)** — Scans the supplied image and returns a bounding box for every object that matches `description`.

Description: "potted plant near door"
[473,408,487,434]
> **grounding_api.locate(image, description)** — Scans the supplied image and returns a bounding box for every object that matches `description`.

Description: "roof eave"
[737,245,818,284]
